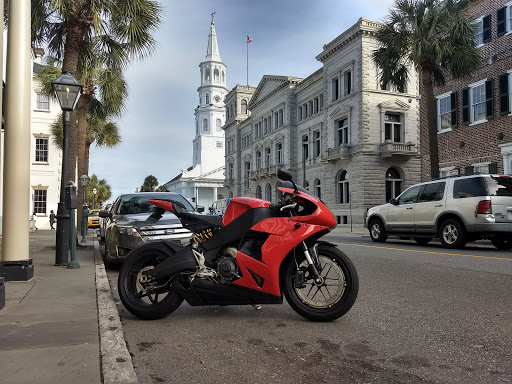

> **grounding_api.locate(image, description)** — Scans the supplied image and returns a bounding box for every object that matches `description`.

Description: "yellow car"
[88,209,101,228]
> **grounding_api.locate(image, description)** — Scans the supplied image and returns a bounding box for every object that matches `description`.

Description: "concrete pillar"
[0,0,34,281]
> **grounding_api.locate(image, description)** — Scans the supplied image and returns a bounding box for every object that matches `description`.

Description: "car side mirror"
[99,210,111,218]
[196,206,205,213]
[389,198,398,205]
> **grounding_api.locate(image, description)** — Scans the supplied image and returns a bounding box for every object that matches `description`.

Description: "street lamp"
[79,174,90,243]
[92,187,97,209]
[52,72,82,266]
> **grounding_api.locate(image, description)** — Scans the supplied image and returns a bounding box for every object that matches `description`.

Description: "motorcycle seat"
[178,211,224,229]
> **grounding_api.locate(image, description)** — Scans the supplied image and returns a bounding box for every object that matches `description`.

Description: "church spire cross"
[211,11,216,24]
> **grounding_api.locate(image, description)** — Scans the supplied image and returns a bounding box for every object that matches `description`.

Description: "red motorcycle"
[118,169,359,322]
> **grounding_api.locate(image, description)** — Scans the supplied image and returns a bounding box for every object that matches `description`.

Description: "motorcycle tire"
[118,242,184,320]
[282,244,358,322]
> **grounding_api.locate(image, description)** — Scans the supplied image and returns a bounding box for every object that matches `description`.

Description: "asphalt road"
[105,232,512,384]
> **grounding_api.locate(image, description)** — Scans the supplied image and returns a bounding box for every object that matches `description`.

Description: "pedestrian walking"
[49,210,56,230]
[30,211,38,231]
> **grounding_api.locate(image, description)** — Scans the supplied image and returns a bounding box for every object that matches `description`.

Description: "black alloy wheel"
[282,244,359,322]
[118,243,183,320]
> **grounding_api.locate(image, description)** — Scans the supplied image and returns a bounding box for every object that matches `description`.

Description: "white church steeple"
[193,17,229,172]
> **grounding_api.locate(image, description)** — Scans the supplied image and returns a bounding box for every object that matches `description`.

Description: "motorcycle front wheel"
[118,243,184,320]
[282,244,358,322]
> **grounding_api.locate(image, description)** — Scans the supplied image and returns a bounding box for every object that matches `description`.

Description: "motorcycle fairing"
[234,217,327,296]
[222,197,271,226]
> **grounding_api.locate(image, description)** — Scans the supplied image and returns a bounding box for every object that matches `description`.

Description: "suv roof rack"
[432,172,483,181]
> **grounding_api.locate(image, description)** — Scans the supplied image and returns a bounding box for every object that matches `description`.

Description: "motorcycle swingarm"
[174,279,283,306]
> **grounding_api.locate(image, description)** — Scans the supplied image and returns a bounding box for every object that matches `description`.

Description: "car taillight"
[477,200,492,214]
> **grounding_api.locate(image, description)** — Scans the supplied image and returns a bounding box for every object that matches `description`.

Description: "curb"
[94,236,138,384]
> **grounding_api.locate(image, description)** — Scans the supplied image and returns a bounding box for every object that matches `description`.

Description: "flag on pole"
[246,35,253,44]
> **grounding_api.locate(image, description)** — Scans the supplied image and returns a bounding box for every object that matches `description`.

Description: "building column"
[213,187,217,201]
[0,0,34,281]
[499,142,512,175]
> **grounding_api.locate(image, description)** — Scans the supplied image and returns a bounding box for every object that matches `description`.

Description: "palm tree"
[16,0,162,183]
[372,0,480,179]
[86,174,112,208]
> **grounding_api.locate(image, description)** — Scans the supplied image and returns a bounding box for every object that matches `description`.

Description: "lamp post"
[92,187,97,210]
[52,72,82,266]
[79,174,90,243]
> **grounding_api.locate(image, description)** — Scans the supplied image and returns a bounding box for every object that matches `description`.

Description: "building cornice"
[316,17,381,63]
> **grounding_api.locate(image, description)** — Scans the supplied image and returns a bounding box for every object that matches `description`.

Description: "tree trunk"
[420,67,440,180]
[76,94,88,233]
[61,22,86,184]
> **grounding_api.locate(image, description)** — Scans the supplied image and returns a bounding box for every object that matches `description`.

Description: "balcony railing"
[250,165,278,180]
[326,146,352,162]
[381,141,417,157]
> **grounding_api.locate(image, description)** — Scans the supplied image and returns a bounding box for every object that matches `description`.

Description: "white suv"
[366,175,512,249]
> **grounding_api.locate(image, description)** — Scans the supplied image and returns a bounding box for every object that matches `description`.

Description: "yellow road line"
[333,242,512,261]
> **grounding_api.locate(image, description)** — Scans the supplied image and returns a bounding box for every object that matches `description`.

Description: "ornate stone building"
[224,18,422,226]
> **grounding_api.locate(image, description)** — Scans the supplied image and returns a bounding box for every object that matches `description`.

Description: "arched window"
[255,185,262,199]
[337,170,349,204]
[314,179,321,199]
[214,68,220,83]
[241,100,248,114]
[206,94,210,105]
[202,119,208,132]
[385,167,402,202]
[265,184,272,201]
[222,71,225,84]
[216,119,222,131]
[196,120,199,135]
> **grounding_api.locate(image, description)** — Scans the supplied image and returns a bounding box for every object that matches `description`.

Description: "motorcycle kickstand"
[252,304,262,310]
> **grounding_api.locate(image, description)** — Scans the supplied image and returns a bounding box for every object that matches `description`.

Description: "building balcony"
[326,146,352,162]
[250,165,278,180]
[381,141,417,157]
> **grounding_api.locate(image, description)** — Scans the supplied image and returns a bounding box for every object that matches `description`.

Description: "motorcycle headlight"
[118,226,140,237]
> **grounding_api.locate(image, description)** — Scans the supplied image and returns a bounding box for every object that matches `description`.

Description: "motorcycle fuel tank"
[222,197,271,226]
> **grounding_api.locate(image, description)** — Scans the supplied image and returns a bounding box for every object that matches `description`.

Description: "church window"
[222,71,225,84]
[206,94,210,105]
[196,120,199,134]
[214,68,220,83]
[216,119,222,131]
[203,119,208,132]
[241,100,248,114]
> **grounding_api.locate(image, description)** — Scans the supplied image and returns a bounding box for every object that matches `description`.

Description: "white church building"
[163,20,227,209]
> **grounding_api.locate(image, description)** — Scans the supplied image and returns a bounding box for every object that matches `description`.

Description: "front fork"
[301,242,324,286]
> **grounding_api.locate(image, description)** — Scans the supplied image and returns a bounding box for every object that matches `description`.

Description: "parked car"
[366,174,512,249]
[208,198,231,216]
[99,192,200,268]
[87,209,101,228]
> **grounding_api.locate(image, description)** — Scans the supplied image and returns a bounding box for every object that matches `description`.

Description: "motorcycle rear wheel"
[282,244,358,322]
[118,243,184,320]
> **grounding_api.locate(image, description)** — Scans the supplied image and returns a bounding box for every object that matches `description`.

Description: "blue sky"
[89,0,396,201]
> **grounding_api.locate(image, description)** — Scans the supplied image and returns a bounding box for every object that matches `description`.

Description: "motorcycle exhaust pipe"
[144,245,198,281]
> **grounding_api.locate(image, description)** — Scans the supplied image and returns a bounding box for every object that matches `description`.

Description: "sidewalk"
[0,229,136,384]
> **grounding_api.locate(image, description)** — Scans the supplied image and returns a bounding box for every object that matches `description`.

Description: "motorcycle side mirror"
[277,168,293,182]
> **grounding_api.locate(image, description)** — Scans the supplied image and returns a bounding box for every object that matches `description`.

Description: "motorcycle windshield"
[278,181,321,201]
